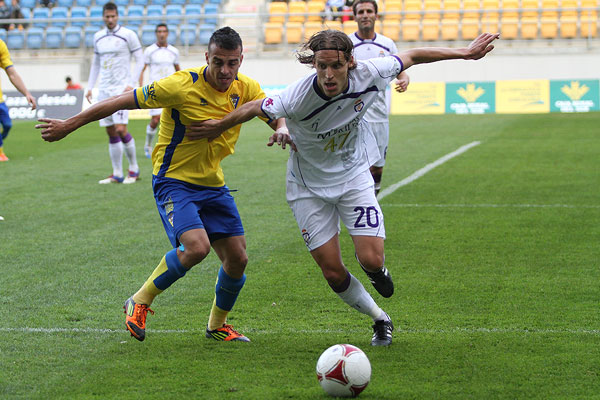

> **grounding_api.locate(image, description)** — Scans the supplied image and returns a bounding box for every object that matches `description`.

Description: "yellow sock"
[132,256,167,305]
[0,147,4,155]
[208,298,229,330]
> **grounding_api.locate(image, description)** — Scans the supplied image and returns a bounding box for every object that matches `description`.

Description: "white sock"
[145,124,157,148]
[335,274,383,321]
[108,141,124,178]
[123,137,139,173]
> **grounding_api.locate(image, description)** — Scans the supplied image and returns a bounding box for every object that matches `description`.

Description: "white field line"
[377,141,481,202]
[0,326,598,336]
[382,203,600,209]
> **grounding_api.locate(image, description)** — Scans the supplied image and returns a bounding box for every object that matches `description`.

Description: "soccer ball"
[316,344,371,398]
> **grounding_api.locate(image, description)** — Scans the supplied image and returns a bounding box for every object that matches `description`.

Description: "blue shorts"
[152,176,245,248]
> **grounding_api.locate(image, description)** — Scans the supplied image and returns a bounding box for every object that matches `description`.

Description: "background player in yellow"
[0,38,37,161]
[36,27,287,342]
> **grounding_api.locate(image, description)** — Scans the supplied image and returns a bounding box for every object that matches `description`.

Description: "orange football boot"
[124,297,154,341]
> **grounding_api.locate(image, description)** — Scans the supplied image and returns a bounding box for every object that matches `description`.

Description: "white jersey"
[143,43,180,83]
[92,25,142,92]
[262,56,404,188]
[350,32,398,123]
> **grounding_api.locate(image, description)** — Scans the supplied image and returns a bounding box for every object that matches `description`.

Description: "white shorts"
[287,169,386,251]
[98,90,129,127]
[368,121,389,168]
[149,108,162,117]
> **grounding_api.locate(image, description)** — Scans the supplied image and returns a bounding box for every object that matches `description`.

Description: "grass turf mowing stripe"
[377,141,481,201]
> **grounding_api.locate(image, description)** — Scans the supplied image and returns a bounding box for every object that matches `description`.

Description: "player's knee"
[2,124,11,139]
[321,267,346,286]
[182,241,211,265]
[224,251,248,272]
[357,253,384,271]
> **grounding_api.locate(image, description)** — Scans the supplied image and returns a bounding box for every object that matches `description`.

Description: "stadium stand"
[75,0,92,7]
[288,1,307,23]
[264,21,283,44]
[84,25,97,47]
[286,21,303,43]
[51,6,69,28]
[64,26,83,48]
[125,5,144,26]
[7,30,25,49]
[0,28,6,43]
[33,7,50,29]
[70,6,87,27]
[89,6,103,28]
[26,27,44,50]
[20,0,35,9]
[45,26,63,49]
[141,24,156,46]
[57,0,74,7]
[166,4,183,25]
[184,4,202,25]
[180,24,197,45]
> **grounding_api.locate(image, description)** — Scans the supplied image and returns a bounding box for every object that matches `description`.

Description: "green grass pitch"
[1,113,599,398]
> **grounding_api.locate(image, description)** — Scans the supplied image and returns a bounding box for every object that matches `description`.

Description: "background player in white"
[186,30,499,346]
[139,23,180,158]
[350,0,410,195]
[86,2,144,184]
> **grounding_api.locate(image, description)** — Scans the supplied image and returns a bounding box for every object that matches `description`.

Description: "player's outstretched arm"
[6,67,37,110]
[36,91,137,142]
[267,119,297,151]
[397,33,499,71]
[186,99,265,141]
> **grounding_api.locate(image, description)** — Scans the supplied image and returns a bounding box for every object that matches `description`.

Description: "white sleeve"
[174,47,180,65]
[87,52,100,91]
[130,47,144,88]
[143,47,151,65]
[364,56,404,89]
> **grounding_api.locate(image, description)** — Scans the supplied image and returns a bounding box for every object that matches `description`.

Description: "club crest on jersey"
[264,97,274,107]
[142,83,156,101]
[199,97,208,106]
[164,197,174,226]
[302,229,310,247]
[230,94,240,109]
[354,99,364,112]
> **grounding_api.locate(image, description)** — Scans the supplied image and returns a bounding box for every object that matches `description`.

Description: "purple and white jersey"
[350,32,398,123]
[144,43,180,83]
[93,25,142,92]
[261,56,403,188]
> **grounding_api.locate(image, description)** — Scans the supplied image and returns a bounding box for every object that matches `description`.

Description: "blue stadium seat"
[7,30,25,49]
[51,6,68,28]
[95,0,110,6]
[75,0,91,6]
[187,0,203,4]
[179,24,196,46]
[89,6,103,28]
[132,0,146,5]
[64,26,82,48]
[150,0,167,5]
[33,7,50,28]
[84,25,98,47]
[45,26,63,48]
[140,24,155,46]
[70,6,87,27]
[0,28,6,43]
[125,5,143,26]
[114,0,129,7]
[169,0,186,4]
[208,0,223,4]
[19,0,35,9]
[165,4,182,25]
[145,5,163,24]
[167,24,177,45]
[198,24,215,45]
[183,4,202,25]
[56,0,73,7]
[204,4,218,25]
[20,7,31,20]
[26,27,43,49]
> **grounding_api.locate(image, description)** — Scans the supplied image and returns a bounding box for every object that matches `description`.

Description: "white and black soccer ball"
[316,344,371,398]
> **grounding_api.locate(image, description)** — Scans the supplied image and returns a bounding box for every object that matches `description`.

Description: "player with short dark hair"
[350,0,410,195]
[184,29,499,346]
[36,27,287,342]
[139,23,180,158]
[86,2,144,184]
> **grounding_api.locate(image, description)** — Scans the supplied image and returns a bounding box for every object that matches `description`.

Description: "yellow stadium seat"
[521,16,539,38]
[288,1,307,23]
[463,0,481,19]
[375,20,383,33]
[264,21,284,44]
[500,17,519,38]
[521,0,539,18]
[560,0,578,17]
[422,18,440,40]
[442,0,460,19]
[580,0,598,37]
[441,17,460,40]
[307,0,325,21]
[343,20,356,35]
[481,16,499,32]
[559,15,577,38]
[384,1,403,21]
[501,0,519,18]
[482,0,500,18]
[401,19,420,40]
[323,20,342,30]
[382,21,401,40]
[461,18,480,39]
[268,2,288,23]
[286,21,303,43]
[540,0,558,38]
[423,0,442,19]
[403,0,422,19]
[304,21,323,39]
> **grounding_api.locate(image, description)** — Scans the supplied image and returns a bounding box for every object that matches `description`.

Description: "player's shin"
[132,249,187,305]
[208,265,247,330]
[330,272,384,321]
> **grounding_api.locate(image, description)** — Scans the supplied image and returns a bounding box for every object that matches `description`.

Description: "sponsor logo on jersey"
[264,97,274,107]
[230,94,240,109]
[354,99,364,112]
[199,97,208,106]
[142,83,156,101]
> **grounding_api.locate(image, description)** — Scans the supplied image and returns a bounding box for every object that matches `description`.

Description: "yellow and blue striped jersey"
[0,39,14,100]
[134,65,268,187]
